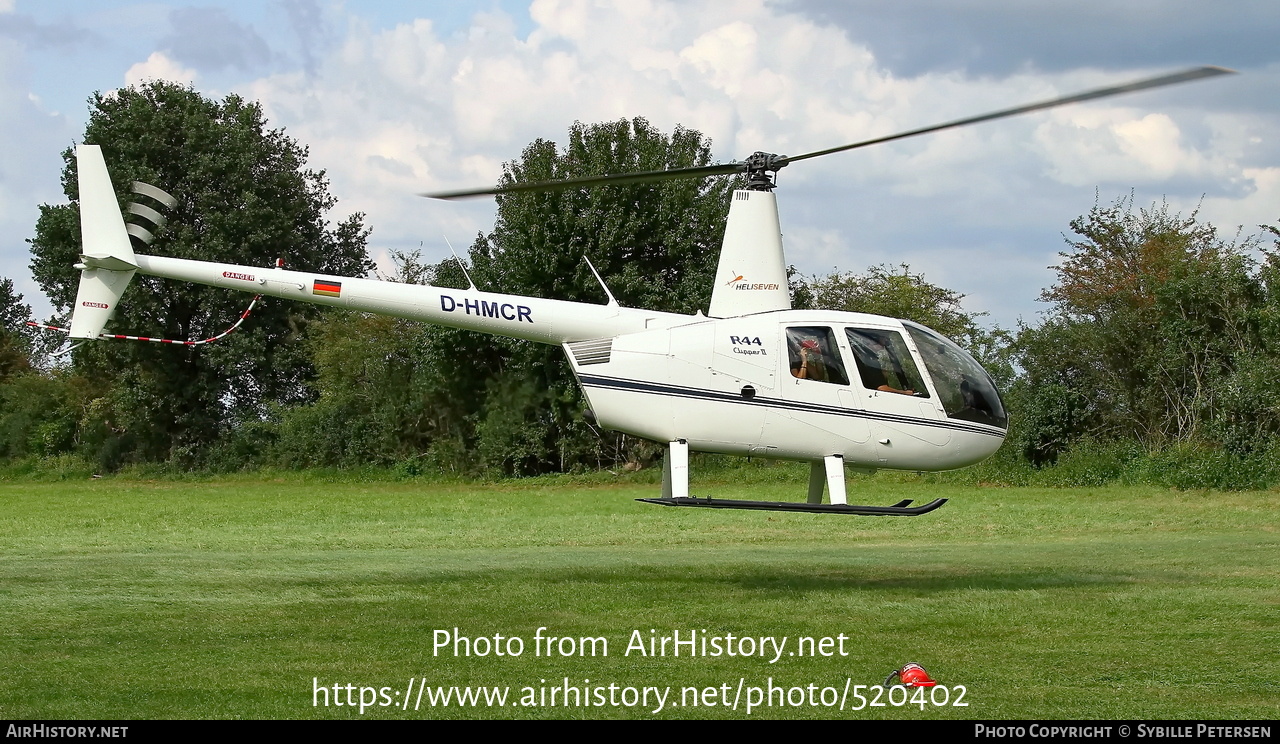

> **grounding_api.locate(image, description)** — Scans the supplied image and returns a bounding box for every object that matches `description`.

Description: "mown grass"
[0,469,1276,719]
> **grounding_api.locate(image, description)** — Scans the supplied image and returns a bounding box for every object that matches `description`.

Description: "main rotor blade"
[781,66,1235,166]
[423,161,745,200]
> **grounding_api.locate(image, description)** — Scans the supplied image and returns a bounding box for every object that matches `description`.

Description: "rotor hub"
[743,151,787,191]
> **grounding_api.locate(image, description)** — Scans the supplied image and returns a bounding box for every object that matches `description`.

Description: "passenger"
[792,338,828,381]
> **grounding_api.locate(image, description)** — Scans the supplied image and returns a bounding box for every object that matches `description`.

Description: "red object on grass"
[898,663,937,687]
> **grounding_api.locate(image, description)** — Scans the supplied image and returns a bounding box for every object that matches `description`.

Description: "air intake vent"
[568,338,612,365]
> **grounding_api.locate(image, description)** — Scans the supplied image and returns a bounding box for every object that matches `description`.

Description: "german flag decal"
[312,279,342,297]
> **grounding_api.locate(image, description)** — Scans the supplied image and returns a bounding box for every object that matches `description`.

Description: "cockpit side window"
[786,327,849,385]
[844,328,929,397]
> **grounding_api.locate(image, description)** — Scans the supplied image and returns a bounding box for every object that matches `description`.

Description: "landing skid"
[636,496,948,516]
[655,440,948,516]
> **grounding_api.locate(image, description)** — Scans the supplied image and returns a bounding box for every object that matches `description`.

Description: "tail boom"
[130,254,692,345]
[64,142,695,347]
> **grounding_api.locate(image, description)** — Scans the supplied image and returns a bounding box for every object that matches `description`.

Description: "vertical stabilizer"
[707,190,791,318]
[68,145,137,339]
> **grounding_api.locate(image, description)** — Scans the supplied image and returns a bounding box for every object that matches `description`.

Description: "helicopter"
[54,66,1231,516]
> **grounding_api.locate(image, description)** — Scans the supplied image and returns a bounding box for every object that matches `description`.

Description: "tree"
[460,118,739,474]
[1209,223,1280,454]
[803,263,1014,384]
[263,252,478,472]
[0,278,33,383]
[28,82,372,466]
[0,277,91,461]
[805,263,982,340]
[1013,195,1267,459]
[474,118,737,312]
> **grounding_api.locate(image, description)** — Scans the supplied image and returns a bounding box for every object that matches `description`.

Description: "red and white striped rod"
[27,295,262,346]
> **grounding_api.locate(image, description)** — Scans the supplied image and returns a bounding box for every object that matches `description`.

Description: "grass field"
[1,468,1277,720]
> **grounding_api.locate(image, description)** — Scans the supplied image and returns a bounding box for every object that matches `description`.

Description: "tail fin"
[68,145,137,339]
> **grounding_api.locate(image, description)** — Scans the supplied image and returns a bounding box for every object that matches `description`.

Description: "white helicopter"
[55,66,1230,516]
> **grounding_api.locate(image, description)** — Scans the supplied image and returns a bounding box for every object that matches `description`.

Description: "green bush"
[1125,441,1280,491]
[1036,438,1143,487]
[0,373,77,459]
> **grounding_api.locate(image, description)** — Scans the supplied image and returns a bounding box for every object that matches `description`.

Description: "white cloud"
[1034,108,1224,186]
[124,51,198,87]
[1183,166,1280,236]
[784,225,849,271]
[0,39,76,321]
[164,3,1277,325]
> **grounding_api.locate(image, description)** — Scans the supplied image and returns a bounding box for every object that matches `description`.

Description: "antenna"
[583,255,618,307]
[443,235,477,290]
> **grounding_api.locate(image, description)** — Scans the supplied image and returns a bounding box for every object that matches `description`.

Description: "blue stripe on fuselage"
[576,373,1005,438]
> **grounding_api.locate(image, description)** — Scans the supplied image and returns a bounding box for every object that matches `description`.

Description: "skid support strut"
[661,439,689,500]
[806,455,847,505]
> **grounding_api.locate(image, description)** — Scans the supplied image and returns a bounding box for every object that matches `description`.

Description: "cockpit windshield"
[902,321,1008,429]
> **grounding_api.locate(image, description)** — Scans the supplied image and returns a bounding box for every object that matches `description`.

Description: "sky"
[1,0,1277,330]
